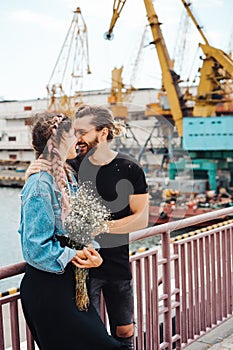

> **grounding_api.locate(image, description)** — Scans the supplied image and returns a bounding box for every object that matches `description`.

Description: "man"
[69,105,148,349]
[27,104,149,349]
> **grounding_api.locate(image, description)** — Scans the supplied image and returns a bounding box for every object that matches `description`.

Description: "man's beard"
[77,137,99,158]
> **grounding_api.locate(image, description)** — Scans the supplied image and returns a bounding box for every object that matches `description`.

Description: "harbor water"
[0,187,23,292]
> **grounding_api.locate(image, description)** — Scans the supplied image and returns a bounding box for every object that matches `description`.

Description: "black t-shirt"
[67,152,148,280]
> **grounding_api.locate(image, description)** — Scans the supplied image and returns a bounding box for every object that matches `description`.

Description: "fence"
[1,206,233,349]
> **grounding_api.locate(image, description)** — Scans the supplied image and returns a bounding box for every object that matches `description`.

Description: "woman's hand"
[71,247,103,268]
[73,249,87,260]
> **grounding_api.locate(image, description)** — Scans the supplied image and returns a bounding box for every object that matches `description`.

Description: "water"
[0,187,23,292]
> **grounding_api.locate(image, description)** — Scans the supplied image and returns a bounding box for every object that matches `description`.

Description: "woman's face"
[62,126,78,160]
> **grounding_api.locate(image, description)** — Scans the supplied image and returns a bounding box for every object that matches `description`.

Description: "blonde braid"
[47,117,71,222]
[32,113,73,222]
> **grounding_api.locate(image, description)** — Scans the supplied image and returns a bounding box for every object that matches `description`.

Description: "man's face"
[74,115,99,157]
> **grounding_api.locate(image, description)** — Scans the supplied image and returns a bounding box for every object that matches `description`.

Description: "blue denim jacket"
[18,171,76,274]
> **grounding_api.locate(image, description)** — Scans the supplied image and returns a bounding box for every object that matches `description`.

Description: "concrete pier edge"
[184,316,233,349]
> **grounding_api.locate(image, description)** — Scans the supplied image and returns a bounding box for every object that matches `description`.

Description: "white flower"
[64,181,110,249]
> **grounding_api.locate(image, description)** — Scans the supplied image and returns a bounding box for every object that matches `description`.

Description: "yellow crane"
[107,25,148,119]
[180,0,233,117]
[105,0,233,136]
[104,0,127,41]
[107,66,128,119]
[46,7,91,116]
[105,0,185,136]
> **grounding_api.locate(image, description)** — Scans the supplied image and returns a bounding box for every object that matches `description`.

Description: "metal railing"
[0,262,35,350]
[1,206,233,350]
[173,223,233,347]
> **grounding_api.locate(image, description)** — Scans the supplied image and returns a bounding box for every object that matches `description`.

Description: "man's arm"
[25,158,52,181]
[108,193,149,234]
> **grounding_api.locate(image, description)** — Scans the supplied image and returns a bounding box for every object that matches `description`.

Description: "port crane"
[180,0,233,117]
[107,25,149,120]
[47,7,91,116]
[105,0,233,137]
[107,66,128,119]
[172,1,233,190]
[105,0,233,190]
[105,0,186,137]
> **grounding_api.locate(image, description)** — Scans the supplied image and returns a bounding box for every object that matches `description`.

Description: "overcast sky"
[0,0,232,101]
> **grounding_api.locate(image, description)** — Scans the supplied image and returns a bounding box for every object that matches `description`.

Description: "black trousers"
[20,263,127,350]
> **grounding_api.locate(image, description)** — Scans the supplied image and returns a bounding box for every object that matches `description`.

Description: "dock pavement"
[185,317,233,349]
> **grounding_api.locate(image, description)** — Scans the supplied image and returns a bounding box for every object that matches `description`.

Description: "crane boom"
[180,0,209,45]
[105,0,127,40]
[143,0,184,136]
[105,0,185,136]
[200,44,233,76]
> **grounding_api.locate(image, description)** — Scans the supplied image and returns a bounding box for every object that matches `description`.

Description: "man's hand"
[25,157,52,181]
[72,247,103,268]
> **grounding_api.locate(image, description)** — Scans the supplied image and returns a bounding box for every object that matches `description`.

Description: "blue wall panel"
[183,116,233,150]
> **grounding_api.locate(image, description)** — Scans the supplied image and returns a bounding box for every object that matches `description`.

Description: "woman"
[18,112,127,350]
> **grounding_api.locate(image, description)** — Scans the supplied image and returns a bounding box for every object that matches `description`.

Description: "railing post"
[174,243,181,349]
[10,298,20,350]
[0,304,4,350]
[26,324,35,350]
[162,230,172,349]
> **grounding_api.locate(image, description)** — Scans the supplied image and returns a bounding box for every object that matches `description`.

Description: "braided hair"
[31,112,73,220]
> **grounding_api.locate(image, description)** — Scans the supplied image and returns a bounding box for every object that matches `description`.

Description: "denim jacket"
[18,171,76,274]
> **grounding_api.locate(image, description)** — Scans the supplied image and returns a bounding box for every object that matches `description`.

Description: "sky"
[0,0,232,101]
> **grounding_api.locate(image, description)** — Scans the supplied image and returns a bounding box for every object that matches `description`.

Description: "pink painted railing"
[127,206,233,349]
[1,206,233,349]
[173,223,233,348]
[0,262,35,350]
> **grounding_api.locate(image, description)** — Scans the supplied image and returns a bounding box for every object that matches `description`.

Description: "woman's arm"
[25,158,52,181]
[20,190,76,273]
[20,183,102,272]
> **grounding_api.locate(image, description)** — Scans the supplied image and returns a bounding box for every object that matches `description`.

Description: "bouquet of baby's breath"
[64,181,110,311]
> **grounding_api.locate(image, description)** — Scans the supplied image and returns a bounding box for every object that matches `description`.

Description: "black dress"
[20,263,127,350]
